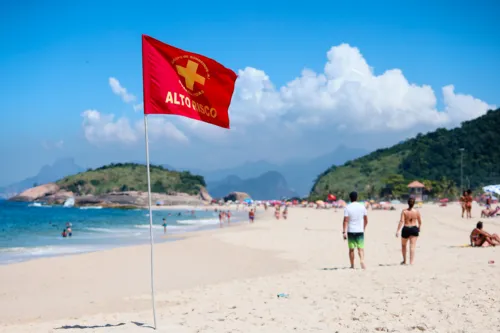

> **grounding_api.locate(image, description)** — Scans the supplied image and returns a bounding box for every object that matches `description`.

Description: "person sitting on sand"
[396,198,422,265]
[481,205,499,218]
[470,221,500,247]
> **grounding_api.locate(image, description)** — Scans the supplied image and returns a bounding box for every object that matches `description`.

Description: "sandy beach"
[1,203,499,332]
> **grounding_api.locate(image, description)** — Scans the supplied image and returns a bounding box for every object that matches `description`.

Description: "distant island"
[9,163,212,208]
[311,108,500,200]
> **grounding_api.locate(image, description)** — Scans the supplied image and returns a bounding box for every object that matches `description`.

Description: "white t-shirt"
[344,202,367,233]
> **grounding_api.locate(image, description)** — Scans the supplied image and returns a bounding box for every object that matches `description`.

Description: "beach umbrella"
[316,200,324,205]
[439,198,449,203]
[483,185,500,196]
[391,200,401,204]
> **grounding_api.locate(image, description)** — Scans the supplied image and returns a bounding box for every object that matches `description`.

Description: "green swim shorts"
[347,232,364,249]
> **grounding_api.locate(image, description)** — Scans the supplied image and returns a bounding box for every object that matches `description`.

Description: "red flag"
[142,35,237,129]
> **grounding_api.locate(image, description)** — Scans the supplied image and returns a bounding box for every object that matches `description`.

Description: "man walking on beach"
[343,191,368,269]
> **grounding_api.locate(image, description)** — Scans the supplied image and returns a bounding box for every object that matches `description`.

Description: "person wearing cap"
[342,191,368,269]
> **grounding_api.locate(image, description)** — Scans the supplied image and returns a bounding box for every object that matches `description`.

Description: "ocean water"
[0,200,239,265]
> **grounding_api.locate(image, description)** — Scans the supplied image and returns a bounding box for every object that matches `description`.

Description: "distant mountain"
[130,146,367,197]
[208,171,299,200]
[201,145,367,196]
[278,145,368,195]
[0,158,84,198]
[197,160,278,182]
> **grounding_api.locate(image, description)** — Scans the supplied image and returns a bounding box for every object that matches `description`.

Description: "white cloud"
[133,103,144,112]
[137,116,189,143]
[442,85,494,124]
[86,46,495,164]
[109,77,136,103]
[81,110,188,146]
[227,43,495,134]
[82,110,137,145]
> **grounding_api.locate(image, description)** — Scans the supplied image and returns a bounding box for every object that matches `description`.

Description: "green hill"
[311,108,500,200]
[56,163,206,196]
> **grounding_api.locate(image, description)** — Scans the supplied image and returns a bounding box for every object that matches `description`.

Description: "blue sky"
[1,0,499,185]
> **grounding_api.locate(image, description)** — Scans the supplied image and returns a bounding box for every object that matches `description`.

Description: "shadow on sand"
[377,263,403,267]
[321,263,402,271]
[55,323,126,330]
[55,321,156,330]
[131,321,155,329]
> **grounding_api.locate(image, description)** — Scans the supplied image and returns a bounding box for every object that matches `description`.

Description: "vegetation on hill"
[311,108,500,200]
[56,163,206,196]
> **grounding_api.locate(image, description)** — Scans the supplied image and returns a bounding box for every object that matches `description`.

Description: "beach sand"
[1,203,499,332]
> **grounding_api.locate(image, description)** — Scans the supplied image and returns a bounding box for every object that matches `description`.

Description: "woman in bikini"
[470,221,500,247]
[396,197,422,265]
[460,191,466,218]
[274,204,281,220]
[466,189,473,219]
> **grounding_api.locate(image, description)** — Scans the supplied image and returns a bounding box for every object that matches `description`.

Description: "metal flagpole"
[144,114,158,329]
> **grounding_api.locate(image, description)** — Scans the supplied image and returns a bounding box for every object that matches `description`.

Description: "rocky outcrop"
[224,191,251,202]
[9,186,205,208]
[9,183,60,202]
[44,190,75,205]
[89,191,203,207]
[199,186,212,202]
